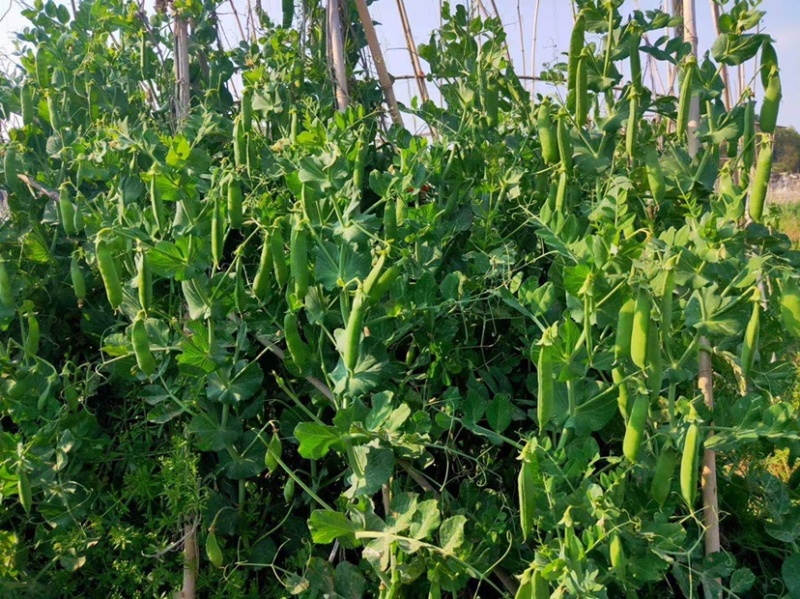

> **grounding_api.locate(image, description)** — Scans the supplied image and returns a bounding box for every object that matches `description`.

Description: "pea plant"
[1,0,800,597]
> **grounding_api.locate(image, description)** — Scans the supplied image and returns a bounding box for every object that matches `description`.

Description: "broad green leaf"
[347,445,395,497]
[294,423,342,459]
[207,360,264,404]
[187,411,242,452]
[334,561,366,599]
[439,515,466,553]
[409,500,441,540]
[308,510,359,544]
[486,394,512,434]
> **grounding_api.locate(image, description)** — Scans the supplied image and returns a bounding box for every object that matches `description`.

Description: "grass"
[775,201,800,247]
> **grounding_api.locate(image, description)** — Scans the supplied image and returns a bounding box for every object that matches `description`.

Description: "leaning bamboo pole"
[353,0,403,127]
[174,15,191,127]
[395,0,430,104]
[328,0,349,111]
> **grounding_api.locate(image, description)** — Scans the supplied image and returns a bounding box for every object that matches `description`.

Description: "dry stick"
[174,16,191,128]
[529,0,542,95]
[395,0,430,104]
[228,0,247,41]
[178,522,198,599]
[327,0,349,111]
[516,0,526,78]
[353,0,403,127]
[682,0,722,596]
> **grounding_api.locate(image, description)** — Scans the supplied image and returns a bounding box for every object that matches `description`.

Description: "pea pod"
[343,290,367,372]
[139,33,150,79]
[20,81,34,126]
[646,321,662,400]
[761,41,778,89]
[150,168,165,233]
[367,265,399,304]
[531,570,548,599]
[25,313,40,357]
[362,253,387,299]
[283,477,295,503]
[283,311,309,370]
[645,146,666,204]
[615,298,635,361]
[241,87,253,133]
[233,115,246,169]
[780,279,800,338]
[234,261,248,314]
[537,344,554,429]
[484,78,499,128]
[271,222,288,288]
[612,367,630,420]
[575,50,589,127]
[383,197,398,242]
[741,98,755,176]
[741,298,760,380]
[651,445,677,506]
[623,393,648,463]
[96,240,123,310]
[629,31,642,90]
[4,146,21,195]
[760,68,781,134]
[46,92,61,131]
[0,260,13,310]
[609,533,626,580]
[677,59,695,140]
[132,316,156,377]
[137,249,152,313]
[680,422,701,508]
[538,100,559,166]
[59,185,76,236]
[290,215,309,300]
[626,89,639,160]
[227,176,243,229]
[252,231,273,302]
[566,11,586,112]
[211,196,224,269]
[265,432,282,474]
[206,531,223,567]
[353,133,368,193]
[554,170,568,213]
[661,268,675,348]
[749,136,772,223]
[18,470,32,514]
[70,255,86,304]
[557,114,573,175]
[630,291,651,370]
[282,0,294,28]
[517,441,539,542]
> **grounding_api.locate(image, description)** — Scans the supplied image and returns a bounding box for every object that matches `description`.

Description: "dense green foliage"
[2,0,800,597]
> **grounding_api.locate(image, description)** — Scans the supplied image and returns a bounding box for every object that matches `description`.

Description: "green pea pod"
[557,114,573,175]
[485,79,499,128]
[282,0,295,28]
[612,367,630,420]
[646,320,662,400]
[353,133,368,193]
[24,313,40,357]
[59,186,76,236]
[555,170,568,213]
[283,477,295,503]
[241,87,253,133]
[645,146,666,204]
[575,50,589,127]
[46,92,61,131]
[227,176,244,229]
[367,265,399,304]
[96,240,123,310]
[677,59,695,140]
[531,570,548,599]
[741,299,760,380]
[384,197,398,242]
[741,98,755,175]
[537,345,554,429]
[150,168,165,233]
[362,253,387,299]
[18,470,32,514]
[610,533,626,580]
[233,115,246,169]
[680,423,700,508]
[749,136,772,223]
[629,31,642,90]
[20,81,34,126]
[140,33,150,79]
[538,101,559,166]
[206,531,223,567]
[661,268,675,347]
[137,249,152,313]
[760,69,781,134]
[615,298,635,361]
[651,445,677,506]
[284,311,309,370]
[70,255,86,304]
[265,432,282,474]
[343,291,367,372]
[234,261,248,314]
[211,196,224,269]
[517,441,539,542]
[630,291,651,370]
[780,279,800,338]
[290,215,309,300]
[132,316,156,377]
[271,222,288,288]
[0,260,13,309]
[626,90,639,160]
[567,11,586,112]
[252,231,273,302]
[623,394,648,462]
[761,41,778,89]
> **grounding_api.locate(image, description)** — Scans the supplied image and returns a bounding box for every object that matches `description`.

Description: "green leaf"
[334,561,366,599]
[149,239,202,280]
[294,423,342,459]
[784,553,800,598]
[207,360,264,404]
[485,394,512,434]
[729,568,755,593]
[188,411,242,451]
[409,500,441,540]
[181,278,212,321]
[347,445,395,497]
[308,510,359,545]
[439,515,467,553]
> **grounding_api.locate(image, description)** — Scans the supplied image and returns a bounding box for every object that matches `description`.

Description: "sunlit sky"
[0,0,797,130]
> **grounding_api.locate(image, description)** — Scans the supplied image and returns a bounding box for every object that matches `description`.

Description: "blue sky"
[0,1,796,130]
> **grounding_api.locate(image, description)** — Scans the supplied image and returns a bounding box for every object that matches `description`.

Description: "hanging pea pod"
[651,444,678,506]
[343,290,367,373]
[362,253,387,299]
[538,100,559,166]
[131,314,156,377]
[265,432,282,474]
[554,170,568,214]
[557,113,573,175]
[70,254,86,305]
[0,261,14,310]
[575,49,590,128]
[612,367,630,420]
[741,97,756,178]
[241,87,253,133]
[626,88,639,161]
[289,214,309,301]
[623,393,648,463]
[20,81,34,126]
[661,265,675,346]
[645,145,666,205]
[537,344,554,430]
[741,294,760,380]
[96,239,123,310]
[646,320,663,400]
[58,185,76,236]
[610,533,626,581]
[676,58,695,140]
[781,278,800,339]
[383,197,398,242]
[282,0,295,28]
[211,195,224,269]
[760,67,781,134]
[284,311,309,370]
[46,91,61,131]
[629,29,642,90]
[749,135,772,223]
[271,221,288,288]
[206,531,223,567]
[139,33,151,79]
[615,298,635,361]
[233,115,246,169]
[251,230,273,302]
[484,77,499,128]
[137,247,152,313]
[367,265,399,304]
[24,312,40,358]
[227,175,244,230]
[234,260,248,314]
[760,41,779,89]
[517,441,539,542]
[681,421,701,508]
[150,166,165,234]
[630,290,651,370]
[566,10,586,113]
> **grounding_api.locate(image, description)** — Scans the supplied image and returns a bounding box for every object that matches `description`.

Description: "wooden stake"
[328,0,349,111]
[353,0,403,127]
[530,0,542,95]
[174,15,191,127]
[395,0,430,104]
[177,522,197,599]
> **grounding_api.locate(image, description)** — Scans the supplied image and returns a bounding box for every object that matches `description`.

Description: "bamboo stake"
[529,0,542,95]
[174,15,191,128]
[177,522,197,599]
[353,0,403,127]
[327,0,349,111]
[395,0,430,104]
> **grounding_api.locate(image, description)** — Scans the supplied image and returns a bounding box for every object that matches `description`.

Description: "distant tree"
[774,126,800,173]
